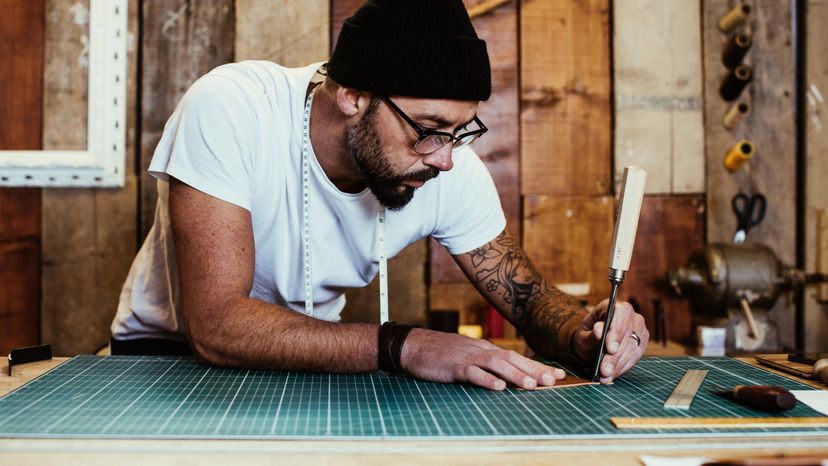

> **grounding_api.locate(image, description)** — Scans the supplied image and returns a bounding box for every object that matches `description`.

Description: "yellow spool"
[723,140,754,172]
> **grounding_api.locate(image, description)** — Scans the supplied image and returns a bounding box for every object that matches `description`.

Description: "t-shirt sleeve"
[431,148,507,255]
[148,74,258,211]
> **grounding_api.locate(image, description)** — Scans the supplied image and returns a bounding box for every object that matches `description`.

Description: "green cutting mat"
[0,355,824,439]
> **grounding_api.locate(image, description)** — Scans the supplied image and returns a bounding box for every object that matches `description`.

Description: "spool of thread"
[720,64,753,101]
[428,309,459,333]
[721,32,753,68]
[814,359,828,385]
[718,3,751,33]
[723,139,755,172]
[722,101,750,130]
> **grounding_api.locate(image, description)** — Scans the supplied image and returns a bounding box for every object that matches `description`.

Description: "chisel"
[591,166,647,382]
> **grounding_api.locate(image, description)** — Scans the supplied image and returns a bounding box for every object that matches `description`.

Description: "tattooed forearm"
[466,233,541,324]
[462,231,587,358]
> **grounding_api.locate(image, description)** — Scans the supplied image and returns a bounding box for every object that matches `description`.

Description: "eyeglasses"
[380,96,487,155]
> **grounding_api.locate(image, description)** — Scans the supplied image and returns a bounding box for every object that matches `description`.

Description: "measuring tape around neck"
[302,84,389,323]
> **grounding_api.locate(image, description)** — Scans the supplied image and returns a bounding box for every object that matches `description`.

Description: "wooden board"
[235,0,328,65]
[0,0,43,354]
[613,0,705,194]
[612,417,828,429]
[620,196,706,343]
[520,0,611,195]
[140,0,235,238]
[430,0,520,283]
[702,0,796,349]
[523,195,615,307]
[519,376,599,391]
[40,0,138,355]
[0,197,41,355]
[804,0,828,352]
[330,0,362,45]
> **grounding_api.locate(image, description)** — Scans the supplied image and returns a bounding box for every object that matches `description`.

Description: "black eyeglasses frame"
[380,96,488,155]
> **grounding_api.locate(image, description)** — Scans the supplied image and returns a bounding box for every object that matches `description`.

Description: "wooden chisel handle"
[732,385,797,412]
[609,166,647,278]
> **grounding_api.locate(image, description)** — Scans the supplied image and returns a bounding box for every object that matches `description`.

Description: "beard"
[347,101,439,211]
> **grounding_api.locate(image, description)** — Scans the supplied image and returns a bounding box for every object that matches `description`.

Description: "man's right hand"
[400,329,566,391]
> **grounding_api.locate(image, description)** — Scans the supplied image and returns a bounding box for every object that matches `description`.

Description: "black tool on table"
[652,299,667,347]
[7,344,52,376]
[713,385,797,412]
[788,352,828,365]
[732,192,766,244]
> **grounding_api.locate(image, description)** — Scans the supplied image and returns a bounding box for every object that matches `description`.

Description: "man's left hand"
[572,299,649,384]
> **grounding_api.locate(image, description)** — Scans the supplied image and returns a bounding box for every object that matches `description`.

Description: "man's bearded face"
[347,100,439,211]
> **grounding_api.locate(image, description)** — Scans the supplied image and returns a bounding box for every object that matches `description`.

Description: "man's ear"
[335,86,372,118]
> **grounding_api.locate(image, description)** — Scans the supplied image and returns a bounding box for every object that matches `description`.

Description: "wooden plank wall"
[613,0,705,194]
[702,0,797,348]
[524,195,614,307]
[804,0,828,351]
[612,0,706,342]
[520,0,611,196]
[620,196,706,342]
[40,0,138,355]
[0,0,43,354]
[236,0,328,66]
[140,0,235,238]
[520,0,612,332]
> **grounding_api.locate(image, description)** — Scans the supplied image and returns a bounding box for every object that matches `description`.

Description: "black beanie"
[327,0,491,101]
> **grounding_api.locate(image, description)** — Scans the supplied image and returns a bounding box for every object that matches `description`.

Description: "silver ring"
[630,331,641,347]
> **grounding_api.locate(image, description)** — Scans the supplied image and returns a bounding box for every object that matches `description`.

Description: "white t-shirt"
[111,61,506,341]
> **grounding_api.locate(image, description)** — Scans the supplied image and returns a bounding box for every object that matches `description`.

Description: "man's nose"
[421,144,454,171]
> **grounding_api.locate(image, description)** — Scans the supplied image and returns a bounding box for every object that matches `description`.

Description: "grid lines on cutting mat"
[0,355,824,439]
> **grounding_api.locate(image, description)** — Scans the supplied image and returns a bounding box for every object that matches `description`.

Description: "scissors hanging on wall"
[732,192,767,244]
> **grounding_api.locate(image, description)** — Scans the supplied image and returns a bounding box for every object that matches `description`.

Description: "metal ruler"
[663,369,708,410]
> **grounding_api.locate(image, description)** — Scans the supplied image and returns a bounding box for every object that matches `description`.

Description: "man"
[111,0,648,390]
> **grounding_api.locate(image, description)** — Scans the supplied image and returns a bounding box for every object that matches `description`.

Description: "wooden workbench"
[1,357,826,466]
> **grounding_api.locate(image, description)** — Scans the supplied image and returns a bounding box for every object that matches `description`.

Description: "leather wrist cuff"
[378,321,415,374]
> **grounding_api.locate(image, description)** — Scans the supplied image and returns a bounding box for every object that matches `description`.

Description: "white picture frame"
[0,0,128,188]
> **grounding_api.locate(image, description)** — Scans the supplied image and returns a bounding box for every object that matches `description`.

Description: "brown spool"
[720,65,753,101]
[722,32,753,68]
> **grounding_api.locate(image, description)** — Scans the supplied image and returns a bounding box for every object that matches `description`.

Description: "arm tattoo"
[465,232,585,358]
[467,234,541,324]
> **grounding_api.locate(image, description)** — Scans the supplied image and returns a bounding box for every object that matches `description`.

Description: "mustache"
[401,167,440,183]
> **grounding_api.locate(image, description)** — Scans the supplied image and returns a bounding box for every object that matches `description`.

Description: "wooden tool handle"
[733,385,796,412]
[738,298,760,338]
[813,358,828,384]
[609,166,648,273]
